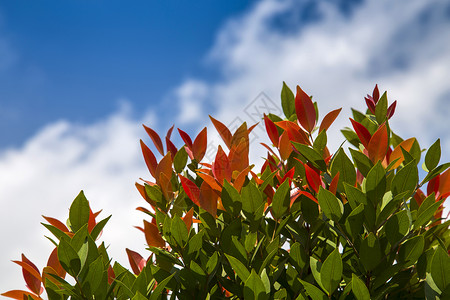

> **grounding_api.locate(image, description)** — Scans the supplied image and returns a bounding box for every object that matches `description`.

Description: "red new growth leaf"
[166,125,175,140]
[319,108,342,133]
[329,172,340,195]
[368,123,388,163]
[295,85,316,133]
[231,123,249,147]
[42,216,69,233]
[350,118,372,148]
[387,100,397,119]
[193,127,207,161]
[108,265,115,285]
[183,207,194,232]
[303,162,321,194]
[210,116,232,149]
[19,254,42,295]
[278,131,293,161]
[264,114,279,147]
[199,181,218,217]
[166,137,178,160]
[212,145,232,184]
[88,208,96,233]
[373,84,380,103]
[365,97,376,114]
[280,167,295,185]
[229,139,249,173]
[126,248,146,275]
[1,290,40,300]
[439,168,450,198]
[177,128,193,149]
[155,153,173,185]
[140,140,157,177]
[290,190,318,207]
[276,121,310,145]
[144,220,165,248]
[47,247,65,279]
[135,183,156,208]
[143,125,164,156]
[389,138,416,170]
[234,166,251,192]
[197,172,222,192]
[179,175,200,206]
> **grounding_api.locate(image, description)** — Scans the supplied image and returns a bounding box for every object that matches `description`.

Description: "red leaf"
[183,207,194,232]
[140,140,157,177]
[278,131,293,161]
[329,172,340,195]
[387,100,397,119]
[367,123,388,163]
[248,123,258,134]
[1,290,40,300]
[193,127,207,161]
[177,128,193,149]
[280,167,295,185]
[197,172,222,191]
[143,125,164,156]
[179,175,200,206]
[210,116,232,149]
[303,162,321,193]
[350,118,372,148]
[229,139,249,173]
[46,247,65,279]
[19,254,42,295]
[166,125,175,140]
[234,167,251,192]
[144,220,165,248]
[42,216,69,233]
[158,172,173,201]
[165,137,178,160]
[414,189,426,207]
[290,190,318,207]
[373,84,380,103]
[155,153,173,185]
[108,265,115,284]
[319,108,342,133]
[365,97,376,114]
[276,121,310,145]
[439,169,450,197]
[199,181,218,217]
[231,123,248,147]
[126,248,146,275]
[260,142,280,160]
[389,138,416,170]
[264,114,279,147]
[212,145,232,184]
[295,85,316,133]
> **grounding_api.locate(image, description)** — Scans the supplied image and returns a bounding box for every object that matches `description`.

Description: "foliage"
[3,83,450,299]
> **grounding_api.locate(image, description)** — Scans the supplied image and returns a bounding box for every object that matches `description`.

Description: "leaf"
[84,256,104,293]
[179,175,200,206]
[90,215,111,241]
[304,162,321,194]
[148,273,175,300]
[58,238,81,275]
[271,180,290,220]
[126,248,146,275]
[352,274,370,300]
[295,85,316,133]
[389,138,416,170]
[199,181,219,217]
[143,125,164,156]
[14,256,42,295]
[292,142,327,171]
[229,137,249,173]
[398,235,424,268]
[241,182,263,215]
[155,153,173,185]
[349,148,373,178]
[387,100,397,119]
[177,128,193,149]
[414,199,444,229]
[69,191,90,233]
[192,127,207,161]
[391,160,418,196]
[144,220,165,248]
[299,279,327,300]
[210,116,232,149]
[320,248,343,296]
[431,246,450,292]
[360,233,381,271]
[375,91,388,123]
[278,131,292,161]
[421,163,450,186]
[424,139,441,172]
[244,270,269,300]
[42,216,69,233]
[221,180,242,217]
[264,114,279,147]
[318,187,343,221]
[171,216,189,247]
[330,148,356,191]
[281,81,295,118]
[212,145,232,184]
[1,290,40,300]
[385,210,410,246]
[225,254,250,282]
[289,242,308,271]
[350,118,371,148]
[367,123,388,163]
[344,203,364,239]
[319,108,342,133]
[365,161,386,207]
[173,146,188,173]
[46,247,66,278]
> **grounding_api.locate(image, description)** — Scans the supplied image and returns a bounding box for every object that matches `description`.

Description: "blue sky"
[1,0,450,292]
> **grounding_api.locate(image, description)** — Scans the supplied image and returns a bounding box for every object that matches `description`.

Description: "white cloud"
[176,79,209,125]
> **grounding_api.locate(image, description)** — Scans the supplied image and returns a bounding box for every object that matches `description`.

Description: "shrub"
[3,83,450,299]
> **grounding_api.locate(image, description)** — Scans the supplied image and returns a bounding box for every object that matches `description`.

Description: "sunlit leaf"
[319,108,342,133]
[143,124,164,156]
[193,127,207,161]
[295,85,316,133]
[143,220,165,248]
[367,123,388,163]
[210,116,232,149]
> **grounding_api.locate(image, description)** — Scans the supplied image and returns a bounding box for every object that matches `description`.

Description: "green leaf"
[375,91,388,123]
[365,161,386,207]
[244,269,269,300]
[430,246,450,292]
[90,215,111,241]
[318,187,343,221]
[271,180,290,220]
[206,252,219,274]
[225,254,250,282]
[241,182,263,215]
[221,180,242,217]
[385,210,410,246]
[421,163,450,186]
[69,191,90,232]
[173,146,188,173]
[398,235,424,267]
[344,203,364,239]
[352,274,370,300]
[341,128,360,148]
[291,142,327,172]
[425,139,441,171]
[289,242,308,271]
[313,130,327,152]
[300,279,327,300]
[171,216,188,247]
[331,148,356,191]
[320,248,343,296]
[132,292,148,300]
[281,82,295,118]
[149,273,175,300]
[344,183,367,209]
[58,238,81,275]
[391,161,418,196]
[360,233,381,271]
[349,148,374,178]
[84,256,104,293]
[310,257,325,292]
[414,199,444,229]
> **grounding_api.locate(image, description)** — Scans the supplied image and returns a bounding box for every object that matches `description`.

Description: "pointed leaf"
[389,138,416,170]
[271,180,290,220]
[320,248,343,296]
[177,128,193,149]
[126,248,146,275]
[367,123,388,163]
[299,279,327,300]
[199,181,218,217]
[330,148,356,190]
[281,81,295,118]
[431,246,450,292]
[375,91,388,123]
[193,127,207,161]
[144,220,165,248]
[225,254,250,282]
[212,145,232,184]
[425,139,441,172]
[350,118,371,148]
[292,142,326,171]
[69,191,90,233]
[143,125,164,156]
[264,114,279,147]
[318,187,343,221]
[210,116,232,149]
[244,270,269,300]
[391,160,418,196]
[352,274,370,300]
[179,175,200,206]
[295,85,316,133]
[319,108,342,133]
[365,161,386,207]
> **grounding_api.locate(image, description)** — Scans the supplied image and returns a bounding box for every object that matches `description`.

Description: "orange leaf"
[140,140,157,177]
[439,168,450,197]
[350,118,371,148]
[182,208,194,232]
[264,114,279,147]
[126,248,146,275]
[290,190,318,207]
[46,248,65,279]
[135,183,156,208]
[329,172,340,195]
[319,108,342,133]
[229,139,249,173]
[143,125,164,156]
[303,162,321,194]
[389,138,416,170]
[166,125,175,140]
[108,265,115,284]
[197,172,222,192]
[144,220,165,248]
[42,216,69,233]
[179,175,200,206]
[88,208,96,233]
[17,254,42,295]
[210,116,232,149]
[159,172,173,201]
[231,123,249,147]
[193,127,207,161]
[278,131,292,161]
[199,181,218,217]
[295,85,316,133]
[212,145,232,184]
[165,137,177,160]
[1,290,40,300]
[367,123,388,163]
[177,128,193,149]
[234,167,251,192]
[155,153,173,185]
